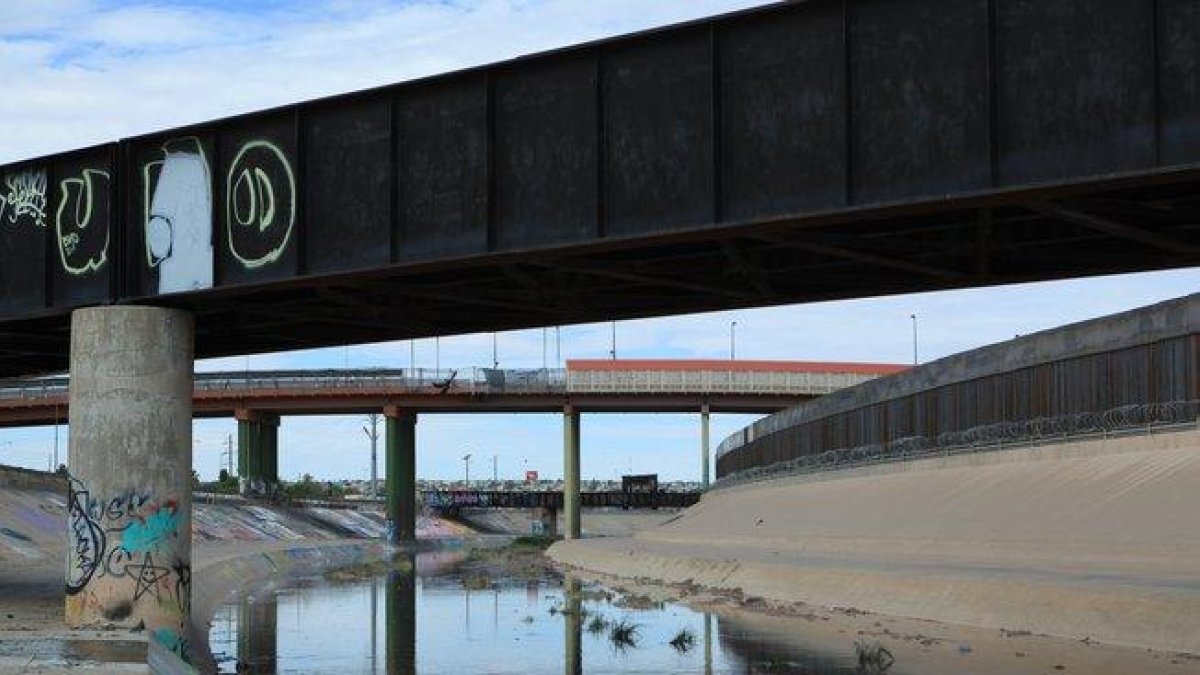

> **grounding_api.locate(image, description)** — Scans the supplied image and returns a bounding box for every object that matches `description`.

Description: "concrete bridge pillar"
[235,411,280,496]
[384,406,417,544]
[563,405,581,540]
[65,307,194,660]
[701,403,711,489]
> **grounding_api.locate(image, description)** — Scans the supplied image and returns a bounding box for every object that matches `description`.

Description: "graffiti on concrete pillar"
[226,140,295,269]
[66,477,106,595]
[55,168,110,275]
[64,476,191,619]
[0,170,48,229]
[143,137,214,293]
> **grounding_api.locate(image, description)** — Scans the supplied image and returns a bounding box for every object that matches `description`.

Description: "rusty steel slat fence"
[716,334,1200,479]
[714,399,1200,490]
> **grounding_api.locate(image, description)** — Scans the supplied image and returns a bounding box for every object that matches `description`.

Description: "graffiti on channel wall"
[226,140,295,270]
[55,169,110,276]
[143,137,214,294]
[0,170,48,229]
[65,476,191,617]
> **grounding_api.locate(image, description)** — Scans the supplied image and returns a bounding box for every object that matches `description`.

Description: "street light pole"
[910,314,919,366]
[462,453,472,487]
[492,334,498,369]
[363,414,380,498]
[610,321,617,360]
[730,320,737,360]
[492,454,498,483]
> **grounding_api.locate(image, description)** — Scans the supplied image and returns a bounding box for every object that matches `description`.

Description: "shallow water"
[209,548,872,674]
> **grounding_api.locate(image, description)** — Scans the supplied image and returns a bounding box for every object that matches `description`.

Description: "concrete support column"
[563,405,581,540]
[384,407,417,544]
[235,411,280,496]
[700,403,711,489]
[65,307,194,658]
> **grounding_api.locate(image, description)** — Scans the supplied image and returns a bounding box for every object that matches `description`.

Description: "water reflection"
[211,548,866,674]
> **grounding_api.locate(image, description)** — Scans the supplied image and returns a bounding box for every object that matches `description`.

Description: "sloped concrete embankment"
[549,430,1200,653]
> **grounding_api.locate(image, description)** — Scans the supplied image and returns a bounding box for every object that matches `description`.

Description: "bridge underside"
[5,167,1197,377]
[1,0,1197,376]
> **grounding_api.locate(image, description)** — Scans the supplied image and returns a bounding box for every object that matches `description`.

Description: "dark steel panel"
[720,3,847,219]
[603,30,714,237]
[395,78,489,261]
[851,0,991,203]
[1160,0,1200,165]
[495,55,598,250]
[0,162,48,315]
[51,150,113,308]
[996,0,1157,184]
[125,134,217,297]
[216,114,300,286]
[305,99,392,274]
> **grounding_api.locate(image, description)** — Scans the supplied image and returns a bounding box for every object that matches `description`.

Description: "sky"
[0,1,1197,481]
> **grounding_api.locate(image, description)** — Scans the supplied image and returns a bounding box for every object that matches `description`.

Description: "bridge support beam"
[385,407,417,544]
[563,405,581,540]
[235,411,280,496]
[701,404,711,489]
[65,307,194,657]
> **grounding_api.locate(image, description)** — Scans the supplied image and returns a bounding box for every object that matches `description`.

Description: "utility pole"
[219,434,234,477]
[363,414,380,498]
[910,314,919,366]
[492,334,499,369]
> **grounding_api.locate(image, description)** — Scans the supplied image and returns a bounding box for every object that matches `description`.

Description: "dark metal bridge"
[1,0,1198,377]
[420,489,701,512]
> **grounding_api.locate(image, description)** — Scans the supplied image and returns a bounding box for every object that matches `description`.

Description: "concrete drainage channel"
[150,540,397,675]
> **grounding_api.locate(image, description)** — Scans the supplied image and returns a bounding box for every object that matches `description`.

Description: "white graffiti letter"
[0,170,48,229]
[143,137,214,293]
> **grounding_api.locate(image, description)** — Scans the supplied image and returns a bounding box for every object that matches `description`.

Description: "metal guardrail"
[714,400,1200,490]
[0,365,885,400]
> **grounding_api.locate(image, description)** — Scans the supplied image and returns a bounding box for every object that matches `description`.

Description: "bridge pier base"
[563,406,581,540]
[385,407,417,544]
[701,404,711,489]
[236,411,279,496]
[65,307,194,659]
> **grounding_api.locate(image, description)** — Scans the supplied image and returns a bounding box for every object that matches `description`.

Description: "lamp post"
[492,333,498,369]
[910,314,919,366]
[610,321,617,360]
[462,453,472,487]
[730,320,737,360]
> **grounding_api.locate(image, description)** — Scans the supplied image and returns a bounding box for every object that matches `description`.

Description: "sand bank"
[550,430,1200,655]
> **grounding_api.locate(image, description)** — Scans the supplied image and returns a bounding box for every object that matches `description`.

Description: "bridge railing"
[714,400,1200,490]
[566,369,881,395]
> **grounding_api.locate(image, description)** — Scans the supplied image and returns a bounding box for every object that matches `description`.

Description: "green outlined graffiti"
[225,140,295,270]
[55,168,110,276]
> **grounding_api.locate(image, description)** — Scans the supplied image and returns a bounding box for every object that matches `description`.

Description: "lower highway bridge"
[1,358,902,541]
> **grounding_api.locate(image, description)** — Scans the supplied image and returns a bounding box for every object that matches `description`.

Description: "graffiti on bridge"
[0,170,47,229]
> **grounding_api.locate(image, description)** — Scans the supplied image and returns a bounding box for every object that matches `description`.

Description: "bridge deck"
[0,361,902,426]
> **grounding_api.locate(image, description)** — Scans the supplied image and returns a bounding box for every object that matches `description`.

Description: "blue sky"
[1,1,1197,481]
